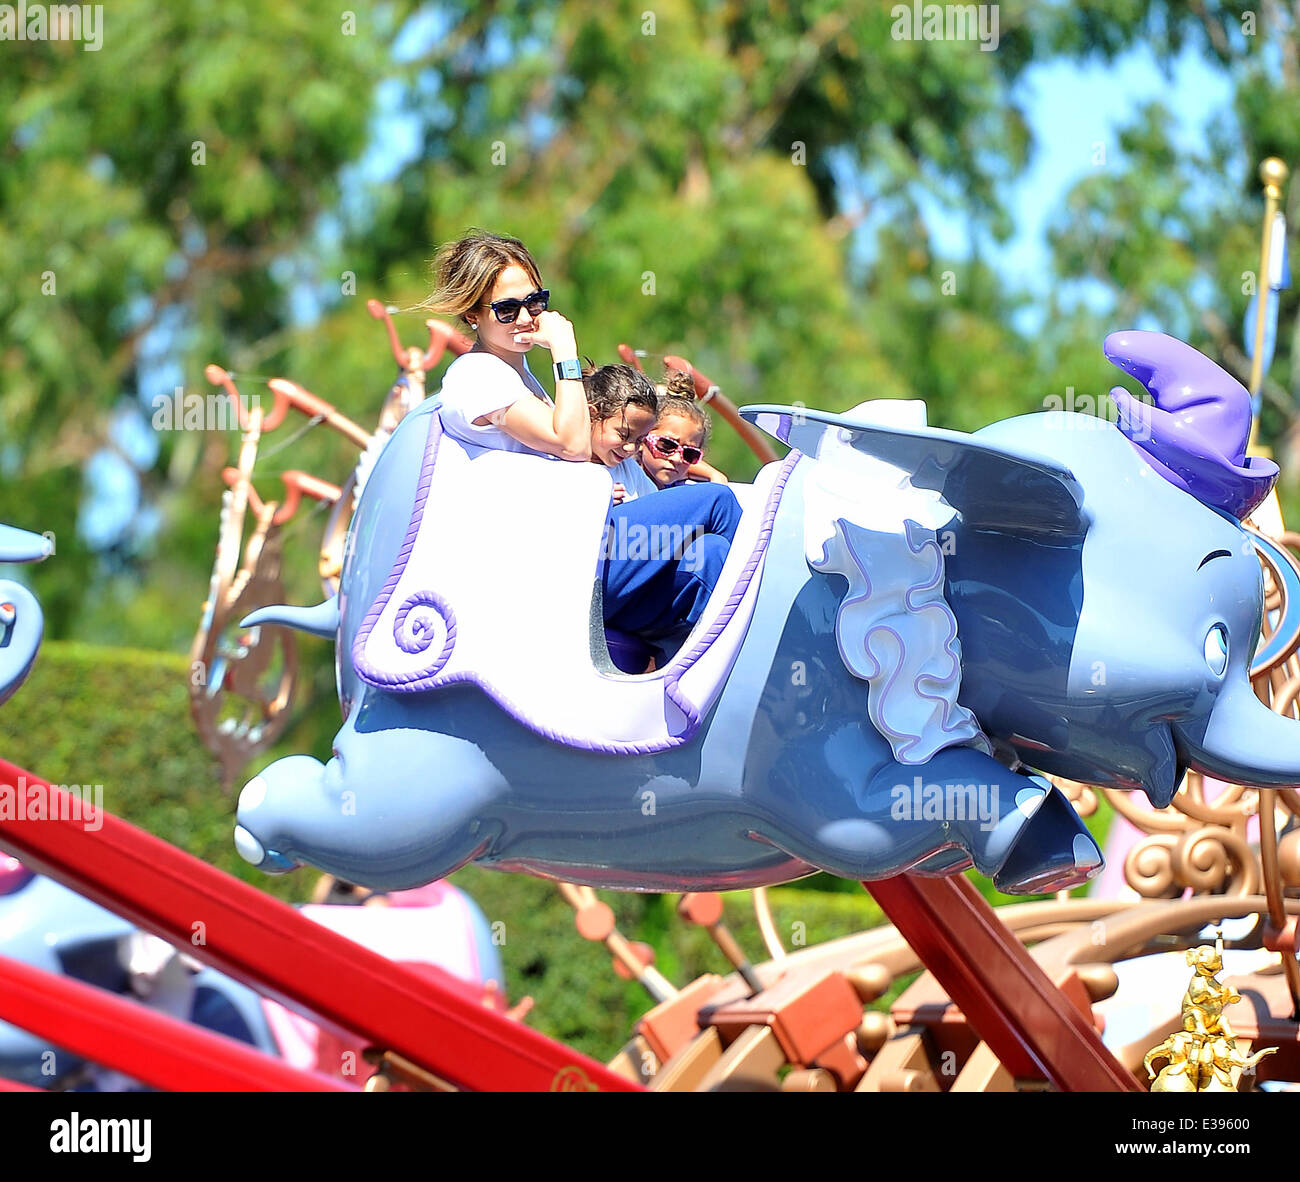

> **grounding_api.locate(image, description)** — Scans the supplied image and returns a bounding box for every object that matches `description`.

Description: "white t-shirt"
[437,351,555,458]
[608,456,660,501]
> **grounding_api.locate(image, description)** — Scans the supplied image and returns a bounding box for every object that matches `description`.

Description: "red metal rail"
[0,952,352,1091]
[0,759,640,1092]
[864,873,1142,1091]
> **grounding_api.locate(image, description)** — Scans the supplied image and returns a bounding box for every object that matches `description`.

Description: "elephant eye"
[0,602,14,628]
[1204,624,1228,676]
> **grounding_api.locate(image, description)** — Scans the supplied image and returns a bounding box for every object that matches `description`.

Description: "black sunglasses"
[485,289,549,324]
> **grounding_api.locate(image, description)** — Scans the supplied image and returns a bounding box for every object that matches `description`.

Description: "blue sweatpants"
[601,484,742,638]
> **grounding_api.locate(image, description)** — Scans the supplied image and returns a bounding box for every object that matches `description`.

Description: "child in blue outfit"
[580,364,741,640]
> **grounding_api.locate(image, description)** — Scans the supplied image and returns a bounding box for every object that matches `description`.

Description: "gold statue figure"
[1144,931,1278,1092]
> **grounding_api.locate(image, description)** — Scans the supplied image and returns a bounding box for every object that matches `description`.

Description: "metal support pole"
[864,873,1141,1091]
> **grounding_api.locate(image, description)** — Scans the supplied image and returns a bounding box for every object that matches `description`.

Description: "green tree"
[0,0,392,642]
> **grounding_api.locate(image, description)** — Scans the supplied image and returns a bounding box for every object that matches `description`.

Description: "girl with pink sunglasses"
[639,369,730,490]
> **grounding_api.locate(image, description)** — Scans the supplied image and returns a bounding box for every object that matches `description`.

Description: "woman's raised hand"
[513,310,577,358]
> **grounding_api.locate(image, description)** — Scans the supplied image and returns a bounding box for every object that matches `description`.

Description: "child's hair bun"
[656,366,712,446]
[663,367,698,399]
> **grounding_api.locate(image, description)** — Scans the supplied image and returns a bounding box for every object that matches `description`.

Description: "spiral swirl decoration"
[393,590,456,664]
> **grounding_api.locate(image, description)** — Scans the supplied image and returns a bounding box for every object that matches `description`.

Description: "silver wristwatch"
[553,358,583,382]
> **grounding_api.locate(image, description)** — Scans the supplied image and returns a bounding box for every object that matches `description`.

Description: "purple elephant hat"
[1104,330,1278,521]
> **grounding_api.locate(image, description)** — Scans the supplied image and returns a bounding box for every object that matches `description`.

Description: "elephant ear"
[742,404,1087,537]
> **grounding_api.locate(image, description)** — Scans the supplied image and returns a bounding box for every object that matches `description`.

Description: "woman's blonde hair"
[423,229,543,327]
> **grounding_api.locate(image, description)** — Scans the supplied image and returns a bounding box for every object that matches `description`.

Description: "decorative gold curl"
[1123,836,1181,900]
[1175,772,1258,828]
[1170,826,1259,897]
[1120,822,1261,899]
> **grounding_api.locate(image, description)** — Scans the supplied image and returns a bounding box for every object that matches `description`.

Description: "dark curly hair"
[582,363,659,422]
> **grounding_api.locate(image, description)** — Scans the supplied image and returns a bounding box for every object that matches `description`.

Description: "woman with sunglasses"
[425,230,742,649]
[429,230,589,460]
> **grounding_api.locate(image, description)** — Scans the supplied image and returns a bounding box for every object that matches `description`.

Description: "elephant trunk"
[1182,681,1300,787]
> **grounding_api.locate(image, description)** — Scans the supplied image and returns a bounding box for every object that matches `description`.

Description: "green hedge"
[0,641,1110,1063]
